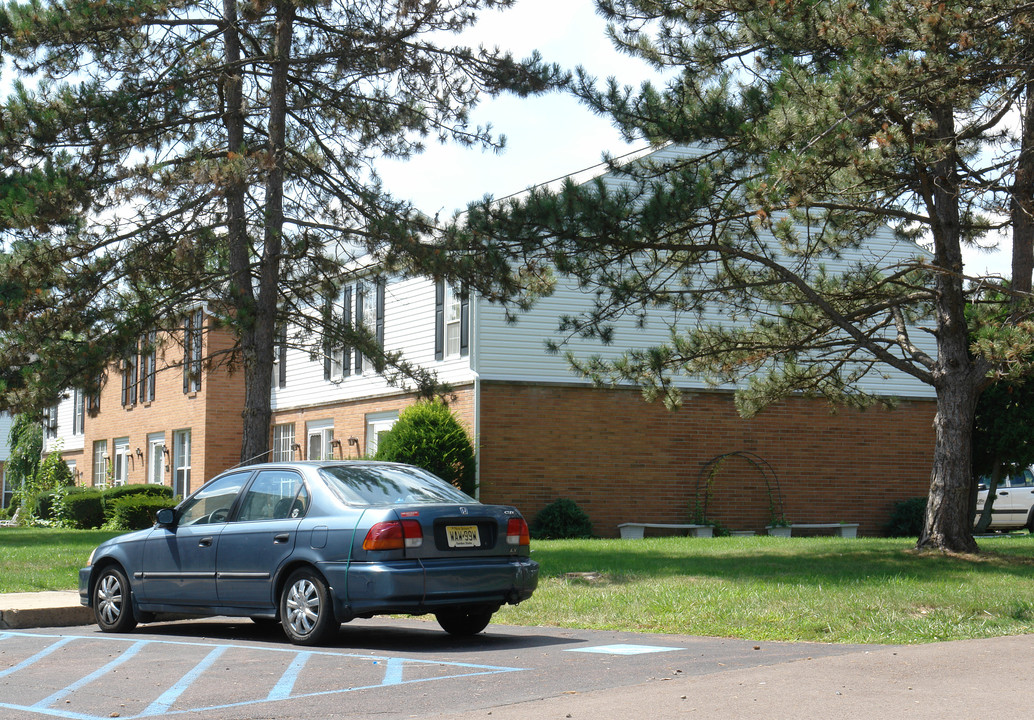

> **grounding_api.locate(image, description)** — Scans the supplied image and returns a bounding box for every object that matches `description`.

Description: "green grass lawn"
[4,528,1034,644]
[494,534,1034,644]
[0,529,120,594]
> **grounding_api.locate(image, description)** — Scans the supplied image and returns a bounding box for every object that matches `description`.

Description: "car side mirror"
[155,507,176,526]
[977,483,988,492]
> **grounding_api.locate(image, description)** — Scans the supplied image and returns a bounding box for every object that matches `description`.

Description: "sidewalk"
[0,590,92,629]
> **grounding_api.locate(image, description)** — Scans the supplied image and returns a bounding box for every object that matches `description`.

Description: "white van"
[976,468,1034,532]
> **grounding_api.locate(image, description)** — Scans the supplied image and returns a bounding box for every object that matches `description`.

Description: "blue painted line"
[0,632,527,719]
[139,644,228,716]
[381,656,405,685]
[266,651,312,701]
[31,640,149,709]
[153,666,526,717]
[0,636,77,679]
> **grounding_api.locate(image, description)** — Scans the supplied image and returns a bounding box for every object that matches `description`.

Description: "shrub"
[107,494,177,531]
[886,496,928,537]
[24,490,59,522]
[530,498,594,540]
[36,449,75,492]
[57,489,106,529]
[374,399,477,495]
[103,484,174,502]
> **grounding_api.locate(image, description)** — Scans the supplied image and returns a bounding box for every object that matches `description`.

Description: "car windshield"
[319,464,475,506]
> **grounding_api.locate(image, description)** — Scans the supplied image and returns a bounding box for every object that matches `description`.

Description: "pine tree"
[0,0,563,462]
[447,1,1034,552]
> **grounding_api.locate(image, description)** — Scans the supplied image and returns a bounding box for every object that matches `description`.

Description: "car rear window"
[319,464,475,506]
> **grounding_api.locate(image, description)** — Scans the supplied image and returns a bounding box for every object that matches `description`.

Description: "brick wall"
[65,315,243,496]
[270,385,475,460]
[476,382,936,537]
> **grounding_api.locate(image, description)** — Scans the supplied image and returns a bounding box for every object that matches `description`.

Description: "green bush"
[57,489,106,529]
[36,450,75,492]
[530,498,594,540]
[374,399,477,495]
[886,496,928,537]
[107,494,177,531]
[103,483,174,502]
[24,490,59,522]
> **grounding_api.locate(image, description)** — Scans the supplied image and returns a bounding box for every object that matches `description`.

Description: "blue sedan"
[79,461,539,645]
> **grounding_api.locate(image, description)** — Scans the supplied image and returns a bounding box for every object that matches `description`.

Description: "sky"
[376,0,1014,279]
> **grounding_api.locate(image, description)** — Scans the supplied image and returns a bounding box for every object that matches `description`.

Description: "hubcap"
[97,574,123,625]
[286,578,320,636]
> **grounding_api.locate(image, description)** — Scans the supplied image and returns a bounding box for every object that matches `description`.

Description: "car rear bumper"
[321,555,539,619]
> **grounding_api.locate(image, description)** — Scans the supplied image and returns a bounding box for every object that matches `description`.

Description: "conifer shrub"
[373,400,477,495]
[530,498,594,539]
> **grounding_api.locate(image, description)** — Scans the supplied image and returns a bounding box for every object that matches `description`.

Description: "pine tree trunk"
[918,376,980,552]
[916,104,985,553]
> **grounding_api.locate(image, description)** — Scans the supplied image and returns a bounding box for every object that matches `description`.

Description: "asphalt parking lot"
[0,617,864,720]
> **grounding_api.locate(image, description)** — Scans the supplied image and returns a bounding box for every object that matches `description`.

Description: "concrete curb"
[0,591,93,630]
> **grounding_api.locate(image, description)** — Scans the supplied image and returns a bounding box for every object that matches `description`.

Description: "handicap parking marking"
[564,643,686,655]
[0,631,525,720]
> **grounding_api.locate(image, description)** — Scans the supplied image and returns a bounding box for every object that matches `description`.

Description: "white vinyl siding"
[273,274,474,412]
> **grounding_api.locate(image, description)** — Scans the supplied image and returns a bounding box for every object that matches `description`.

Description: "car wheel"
[280,569,337,646]
[1026,508,1034,534]
[93,566,138,634]
[435,609,493,636]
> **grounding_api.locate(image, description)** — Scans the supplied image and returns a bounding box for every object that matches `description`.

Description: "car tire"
[280,568,337,646]
[1026,508,1034,534]
[93,566,138,634]
[435,609,493,636]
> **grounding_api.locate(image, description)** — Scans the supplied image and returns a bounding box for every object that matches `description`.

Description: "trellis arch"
[693,451,786,523]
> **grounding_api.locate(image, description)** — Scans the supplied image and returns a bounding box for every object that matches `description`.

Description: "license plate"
[446,525,480,548]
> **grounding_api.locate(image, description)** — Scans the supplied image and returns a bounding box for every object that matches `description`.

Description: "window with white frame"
[272,423,296,462]
[147,433,165,485]
[183,309,203,394]
[306,420,334,461]
[140,331,157,403]
[92,440,107,488]
[172,429,191,497]
[113,438,130,486]
[365,411,398,457]
[435,279,468,360]
[353,278,385,375]
[72,389,85,436]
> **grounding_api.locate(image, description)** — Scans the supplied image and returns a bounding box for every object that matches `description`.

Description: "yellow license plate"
[446,525,480,548]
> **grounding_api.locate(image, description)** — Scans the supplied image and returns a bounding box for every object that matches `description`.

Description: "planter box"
[766,525,792,537]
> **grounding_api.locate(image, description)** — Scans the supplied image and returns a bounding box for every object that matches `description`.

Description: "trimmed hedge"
[24,490,59,521]
[50,484,177,529]
[107,494,177,531]
[59,489,106,529]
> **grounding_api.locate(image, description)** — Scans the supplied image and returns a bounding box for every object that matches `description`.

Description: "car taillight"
[506,517,530,546]
[363,520,423,550]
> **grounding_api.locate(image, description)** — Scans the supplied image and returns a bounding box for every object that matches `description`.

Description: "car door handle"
[198,537,213,548]
[274,533,290,544]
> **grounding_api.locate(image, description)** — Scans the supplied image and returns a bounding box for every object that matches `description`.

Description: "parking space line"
[0,632,526,719]
[31,640,149,711]
[266,650,312,701]
[139,645,228,717]
[0,636,77,679]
